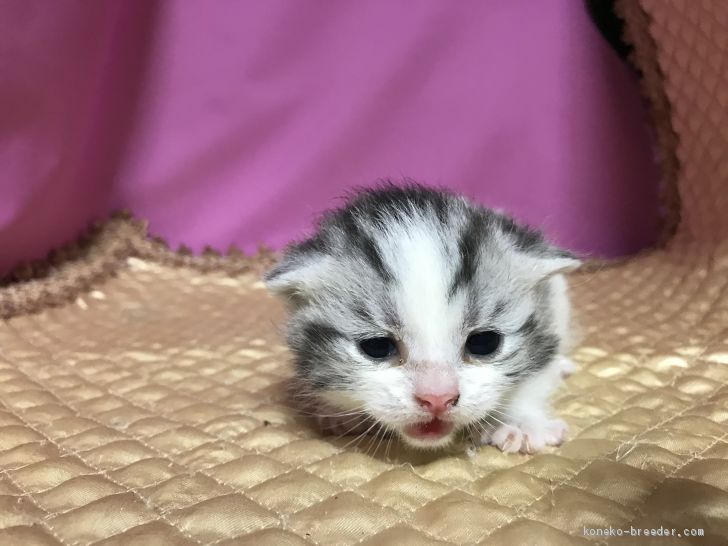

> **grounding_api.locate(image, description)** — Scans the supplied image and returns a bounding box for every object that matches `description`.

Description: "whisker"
[366,425,384,457]
[333,416,371,439]
[341,419,380,450]
[321,412,370,430]
[285,398,369,419]
[471,420,489,439]
[384,429,394,461]
[372,423,389,456]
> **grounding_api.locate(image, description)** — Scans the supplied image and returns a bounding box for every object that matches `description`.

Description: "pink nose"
[415,392,460,415]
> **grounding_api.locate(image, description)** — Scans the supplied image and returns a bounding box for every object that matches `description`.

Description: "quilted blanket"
[1,1,727,544]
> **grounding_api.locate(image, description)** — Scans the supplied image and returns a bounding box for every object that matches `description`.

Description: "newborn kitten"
[265,183,580,453]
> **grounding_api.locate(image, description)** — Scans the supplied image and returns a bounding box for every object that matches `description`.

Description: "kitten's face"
[266,185,578,449]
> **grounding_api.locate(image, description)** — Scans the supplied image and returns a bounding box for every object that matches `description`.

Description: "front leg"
[480,357,570,454]
[485,416,569,454]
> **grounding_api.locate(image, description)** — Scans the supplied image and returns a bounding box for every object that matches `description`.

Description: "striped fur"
[266,182,580,451]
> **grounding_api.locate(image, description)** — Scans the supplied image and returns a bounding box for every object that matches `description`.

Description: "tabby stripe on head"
[517,313,538,336]
[301,322,345,347]
[491,300,508,319]
[432,196,449,226]
[463,291,481,329]
[293,322,347,389]
[352,303,374,324]
[341,213,394,282]
[496,215,544,252]
[358,233,393,282]
[449,213,486,297]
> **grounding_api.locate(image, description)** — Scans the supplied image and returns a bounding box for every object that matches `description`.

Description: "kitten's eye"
[359,337,397,359]
[465,331,502,357]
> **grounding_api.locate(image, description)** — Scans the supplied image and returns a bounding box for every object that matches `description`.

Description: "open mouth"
[403,418,455,441]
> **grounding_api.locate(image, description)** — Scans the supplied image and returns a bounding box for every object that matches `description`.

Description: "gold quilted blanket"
[1,1,727,544]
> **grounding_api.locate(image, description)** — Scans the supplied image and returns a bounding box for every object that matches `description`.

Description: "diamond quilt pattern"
[3,249,728,546]
[1,0,728,544]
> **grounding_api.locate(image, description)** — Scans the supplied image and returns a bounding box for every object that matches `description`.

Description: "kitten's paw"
[541,418,569,446]
[486,423,525,453]
[484,418,569,454]
[556,356,577,378]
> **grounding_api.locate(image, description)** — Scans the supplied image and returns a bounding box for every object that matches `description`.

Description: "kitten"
[265,183,579,453]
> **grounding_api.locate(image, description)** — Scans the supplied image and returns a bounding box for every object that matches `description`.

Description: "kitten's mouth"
[403,418,454,441]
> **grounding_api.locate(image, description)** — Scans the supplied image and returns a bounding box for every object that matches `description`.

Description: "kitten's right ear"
[264,249,331,308]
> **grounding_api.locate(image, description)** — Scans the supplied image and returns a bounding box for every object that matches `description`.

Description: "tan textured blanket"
[1,1,727,544]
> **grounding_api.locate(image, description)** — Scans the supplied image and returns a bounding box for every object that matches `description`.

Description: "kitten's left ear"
[264,247,333,308]
[520,249,582,281]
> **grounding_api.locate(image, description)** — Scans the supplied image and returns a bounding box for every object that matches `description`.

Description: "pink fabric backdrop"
[0,0,660,273]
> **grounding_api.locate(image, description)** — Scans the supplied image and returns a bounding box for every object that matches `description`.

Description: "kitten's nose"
[414,392,460,415]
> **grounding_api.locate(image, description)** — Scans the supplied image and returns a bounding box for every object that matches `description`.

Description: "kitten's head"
[266,183,579,449]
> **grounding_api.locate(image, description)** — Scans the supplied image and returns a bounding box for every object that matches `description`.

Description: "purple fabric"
[0,0,660,273]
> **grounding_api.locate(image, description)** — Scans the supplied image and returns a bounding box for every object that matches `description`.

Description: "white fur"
[268,189,579,453]
[321,227,576,452]
[480,354,569,453]
[381,219,464,363]
[477,274,575,453]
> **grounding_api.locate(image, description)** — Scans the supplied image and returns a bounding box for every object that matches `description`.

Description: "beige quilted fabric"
[1,1,727,544]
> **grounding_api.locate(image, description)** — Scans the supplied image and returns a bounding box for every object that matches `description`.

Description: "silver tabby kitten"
[265,183,580,452]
